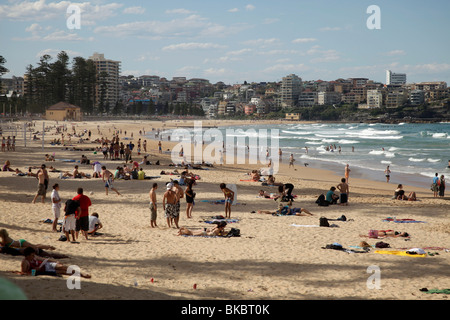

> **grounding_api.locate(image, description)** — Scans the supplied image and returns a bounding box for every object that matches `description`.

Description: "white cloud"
[257,49,302,56]
[123,6,146,15]
[384,50,406,56]
[137,54,160,62]
[319,27,342,32]
[162,42,227,51]
[245,4,256,11]
[263,18,279,24]
[14,24,84,41]
[243,38,279,47]
[263,63,308,73]
[306,45,341,63]
[292,38,317,44]
[36,48,81,58]
[25,23,43,34]
[228,8,239,13]
[227,48,252,55]
[0,1,123,25]
[166,8,195,15]
[94,14,236,39]
[204,68,227,76]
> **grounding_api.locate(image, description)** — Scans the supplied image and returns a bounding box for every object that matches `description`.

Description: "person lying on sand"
[20,247,90,278]
[361,229,410,239]
[0,229,59,255]
[177,221,228,237]
[258,201,313,216]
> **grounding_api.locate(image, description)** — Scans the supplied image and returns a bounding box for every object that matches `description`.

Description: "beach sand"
[0,119,449,301]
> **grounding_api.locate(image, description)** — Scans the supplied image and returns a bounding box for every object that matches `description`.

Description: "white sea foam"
[432,133,448,138]
[409,157,425,162]
[427,158,440,163]
[281,130,313,135]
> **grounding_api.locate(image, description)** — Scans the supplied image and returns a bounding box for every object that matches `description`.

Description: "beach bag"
[319,217,330,227]
[375,241,390,248]
[315,194,329,206]
[226,228,240,237]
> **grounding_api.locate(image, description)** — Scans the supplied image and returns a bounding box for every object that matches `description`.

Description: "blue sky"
[1,0,449,84]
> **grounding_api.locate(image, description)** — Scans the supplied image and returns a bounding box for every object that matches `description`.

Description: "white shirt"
[88,216,100,233]
[51,190,61,208]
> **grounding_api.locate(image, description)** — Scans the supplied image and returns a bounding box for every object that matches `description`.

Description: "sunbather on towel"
[177,221,228,237]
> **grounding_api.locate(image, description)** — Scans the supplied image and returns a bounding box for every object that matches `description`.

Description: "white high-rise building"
[89,52,121,108]
[281,74,302,108]
[386,70,406,86]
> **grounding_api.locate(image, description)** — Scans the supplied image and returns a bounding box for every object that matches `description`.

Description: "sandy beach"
[0,119,449,301]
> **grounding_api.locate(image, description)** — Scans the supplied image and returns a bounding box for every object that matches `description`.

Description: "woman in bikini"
[0,229,56,251]
[0,229,68,258]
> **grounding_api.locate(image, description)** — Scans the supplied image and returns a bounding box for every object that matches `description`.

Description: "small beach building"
[285,113,300,121]
[45,102,82,121]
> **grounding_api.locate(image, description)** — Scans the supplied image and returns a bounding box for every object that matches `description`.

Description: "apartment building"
[280,74,302,108]
[317,91,341,106]
[298,91,318,107]
[385,88,408,108]
[386,70,407,85]
[409,90,425,106]
[366,89,384,108]
[89,52,121,108]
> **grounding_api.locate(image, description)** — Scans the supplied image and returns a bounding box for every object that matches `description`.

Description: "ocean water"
[153,121,450,189]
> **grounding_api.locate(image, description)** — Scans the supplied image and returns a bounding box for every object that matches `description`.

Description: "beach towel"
[383,217,426,223]
[374,250,427,258]
[204,219,239,224]
[420,288,450,294]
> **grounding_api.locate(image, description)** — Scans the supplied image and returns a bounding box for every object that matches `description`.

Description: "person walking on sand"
[163,183,179,228]
[102,166,121,196]
[32,169,47,204]
[344,164,351,183]
[289,154,295,168]
[385,165,391,183]
[220,183,234,218]
[149,183,158,228]
[337,178,349,206]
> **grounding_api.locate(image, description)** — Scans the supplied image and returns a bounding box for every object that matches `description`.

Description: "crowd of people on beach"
[0,121,448,285]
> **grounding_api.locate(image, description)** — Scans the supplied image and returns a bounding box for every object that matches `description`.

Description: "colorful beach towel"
[204,219,239,224]
[374,250,427,258]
